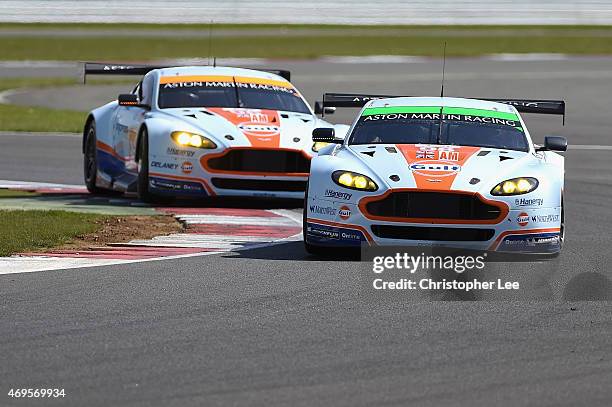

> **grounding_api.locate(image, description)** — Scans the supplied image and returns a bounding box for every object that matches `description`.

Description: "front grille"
[206,149,310,173]
[364,191,502,221]
[211,178,307,192]
[371,225,495,241]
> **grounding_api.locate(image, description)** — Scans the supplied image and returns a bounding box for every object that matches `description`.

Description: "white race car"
[81,63,346,201]
[305,93,567,254]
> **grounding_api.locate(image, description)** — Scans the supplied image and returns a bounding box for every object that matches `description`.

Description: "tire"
[137,128,157,203]
[83,121,106,194]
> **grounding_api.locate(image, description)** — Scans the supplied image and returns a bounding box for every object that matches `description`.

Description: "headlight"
[171,131,216,149]
[312,141,330,152]
[332,170,378,191]
[491,177,538,196]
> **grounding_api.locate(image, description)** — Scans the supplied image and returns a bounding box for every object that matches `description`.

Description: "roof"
[154,66,290,83]
[364,96,518,114]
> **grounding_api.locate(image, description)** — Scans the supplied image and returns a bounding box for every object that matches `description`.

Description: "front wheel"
[83,121,106,194]
[137,129,157,203]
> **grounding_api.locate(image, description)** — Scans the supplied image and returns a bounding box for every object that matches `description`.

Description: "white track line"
[176,214,298,226]
[0,180,86,189]
[569,144,612,150]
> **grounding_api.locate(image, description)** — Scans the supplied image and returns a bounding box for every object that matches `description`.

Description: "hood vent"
[281,114,289,118]
[184,114,196,119]
[499,156,513,162]
[385,147,397,153]
[301,118,311,123]
[477,150,490,156]
[361,151,375,157]
[200,110,214,116]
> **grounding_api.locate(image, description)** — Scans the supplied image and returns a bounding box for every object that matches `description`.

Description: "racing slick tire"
[137,128,158,203]
[83,120,108,195]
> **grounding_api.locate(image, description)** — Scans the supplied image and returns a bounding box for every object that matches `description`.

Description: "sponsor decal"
[499,233,561,252]
[306,222,366,246]
[415,145,460,161]
[409,161,461,177]
[307,225,340,240]
[531,214,560,223]
[324,189,352,201]
[338,206,351,220]
[167,147,195,157]
[238,123,280,138]
[396,144,480,190]
[151,161,179,170]
[516,212,529,227]
[181,161,193,174]
[309,205,337,216]
[150,177,204,193]
[207,108,281,148]
[515,197,544,207]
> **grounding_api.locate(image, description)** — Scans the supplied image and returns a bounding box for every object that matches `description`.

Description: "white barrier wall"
[3,0,612,25]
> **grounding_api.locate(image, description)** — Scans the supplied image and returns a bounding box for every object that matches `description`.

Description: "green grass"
[0,77,127,133]
[1,30,612,60]
[0,77,80,92]
[3,23,612,31]
[0,189,37,198]
[0,104,85,132]
[0,210,104,256]
[2,23,612,59]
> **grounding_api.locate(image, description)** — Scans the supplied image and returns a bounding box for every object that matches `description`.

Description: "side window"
[141,74,154,105]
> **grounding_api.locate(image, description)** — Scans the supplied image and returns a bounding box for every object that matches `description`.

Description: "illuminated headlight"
[332,170,378,191]
[491,177,538,196]
[171,131,216,149]
[312,142,330,152]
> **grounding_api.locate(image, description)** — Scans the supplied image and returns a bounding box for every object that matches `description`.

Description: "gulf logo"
[338,205,351,220]
[409,160,461,177]
[238,122,280,138]
[181,161,193,174]
[517,212,529,227]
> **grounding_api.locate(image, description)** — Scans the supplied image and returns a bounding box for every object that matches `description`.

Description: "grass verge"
[0,209,182,256]
[0,209,105,256]
[0,104,85,133]
[1,27,612,59]
[0,77,124,133]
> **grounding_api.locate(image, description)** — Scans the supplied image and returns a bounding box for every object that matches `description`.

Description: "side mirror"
[312,128,341,143]
[539,136,567,152]
[118,94,150,109]
[314,101,336,115]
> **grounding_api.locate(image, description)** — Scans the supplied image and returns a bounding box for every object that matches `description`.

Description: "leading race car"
[81,63,346,201]
[305,93,567,254]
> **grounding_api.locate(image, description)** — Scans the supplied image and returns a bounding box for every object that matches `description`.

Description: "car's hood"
[347,144,537,193]
[160,107,319,151]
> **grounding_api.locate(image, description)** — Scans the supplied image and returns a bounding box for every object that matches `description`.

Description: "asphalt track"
[1,58,612,406]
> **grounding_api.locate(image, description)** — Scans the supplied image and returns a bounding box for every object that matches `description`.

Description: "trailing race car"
[81,63,346,201]
[305,93,567,254]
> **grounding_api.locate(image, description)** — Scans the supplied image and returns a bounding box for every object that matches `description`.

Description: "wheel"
[83,120,106,194]
[137,128,157,203]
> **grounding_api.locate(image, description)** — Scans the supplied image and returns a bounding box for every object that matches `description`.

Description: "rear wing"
[318,92,565,124]
[82,62,291,83]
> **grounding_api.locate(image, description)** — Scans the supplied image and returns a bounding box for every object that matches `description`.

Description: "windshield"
[157,76,310,114]
[350,106,529,152]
